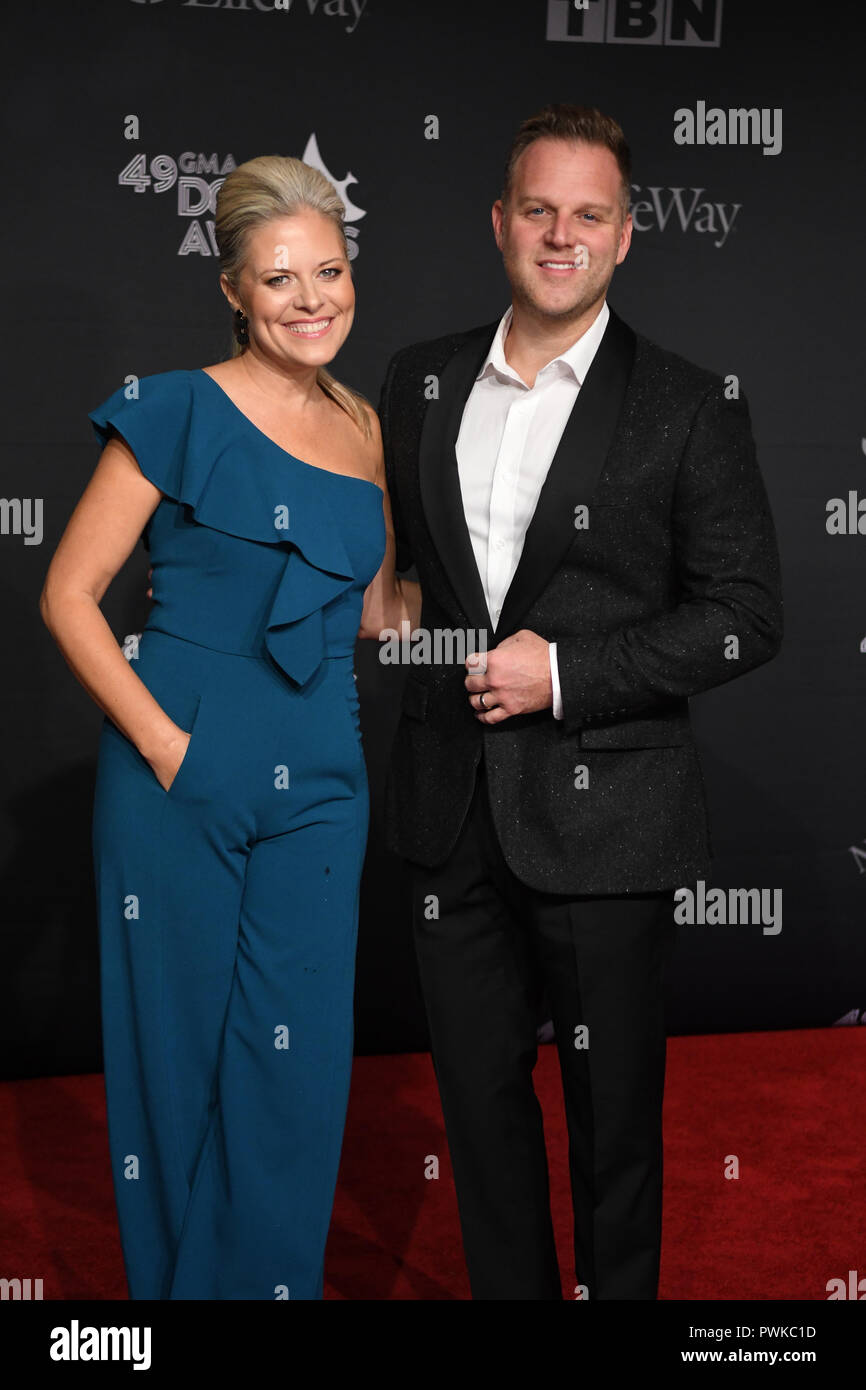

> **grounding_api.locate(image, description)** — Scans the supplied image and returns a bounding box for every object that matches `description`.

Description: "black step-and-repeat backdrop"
[3,0,864,1078]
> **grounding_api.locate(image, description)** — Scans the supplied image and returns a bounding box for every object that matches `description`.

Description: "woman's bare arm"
[358,406,421,639]
[39,434,192,790]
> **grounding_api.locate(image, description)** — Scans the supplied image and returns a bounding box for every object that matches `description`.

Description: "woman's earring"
[234,308,249,346]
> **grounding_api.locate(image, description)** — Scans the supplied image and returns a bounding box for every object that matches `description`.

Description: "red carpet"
[1,1028,863,1300]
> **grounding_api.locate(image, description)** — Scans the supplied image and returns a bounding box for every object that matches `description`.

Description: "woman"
[40,156,418,1300]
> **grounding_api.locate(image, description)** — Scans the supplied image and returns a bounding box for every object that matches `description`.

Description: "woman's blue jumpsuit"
[88,369,385,1300]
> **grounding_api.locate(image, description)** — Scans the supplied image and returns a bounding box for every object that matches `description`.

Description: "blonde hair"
[215,155,371,439]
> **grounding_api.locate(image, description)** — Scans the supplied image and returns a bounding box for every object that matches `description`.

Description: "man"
[378,104,782,1300]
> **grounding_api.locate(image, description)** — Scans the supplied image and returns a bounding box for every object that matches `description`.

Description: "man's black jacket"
[377,308,783,894]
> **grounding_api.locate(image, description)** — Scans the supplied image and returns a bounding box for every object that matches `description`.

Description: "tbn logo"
[547,0,723,46]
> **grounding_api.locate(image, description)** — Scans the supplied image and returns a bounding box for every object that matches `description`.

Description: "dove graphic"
[302,133,366,224]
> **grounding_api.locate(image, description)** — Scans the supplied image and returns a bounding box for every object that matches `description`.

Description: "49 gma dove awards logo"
[116,132,366,259]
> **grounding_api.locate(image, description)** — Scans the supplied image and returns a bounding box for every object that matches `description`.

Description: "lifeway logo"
[129,0,369,35]
[546,0,722,46]
[630,184,740,248]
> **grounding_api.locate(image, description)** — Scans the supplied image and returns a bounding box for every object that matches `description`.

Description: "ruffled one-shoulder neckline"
[88,369,385,689]
[194,369,384,496]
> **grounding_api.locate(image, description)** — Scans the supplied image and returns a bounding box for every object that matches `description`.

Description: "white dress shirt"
[455,299,610,720]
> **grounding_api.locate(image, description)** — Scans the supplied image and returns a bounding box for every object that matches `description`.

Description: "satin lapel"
[495,308,637,640]
[418,322,499,634]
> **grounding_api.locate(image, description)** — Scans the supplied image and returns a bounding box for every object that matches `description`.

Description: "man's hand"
[465,629,553,724]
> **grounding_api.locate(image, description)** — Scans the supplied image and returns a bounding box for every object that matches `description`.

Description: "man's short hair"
[502,104,632,220]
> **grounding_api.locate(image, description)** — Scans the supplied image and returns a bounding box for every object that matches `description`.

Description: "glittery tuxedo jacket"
[378,308,783,894]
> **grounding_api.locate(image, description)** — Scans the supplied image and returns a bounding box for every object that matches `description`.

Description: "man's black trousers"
[410,754,678,1300]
